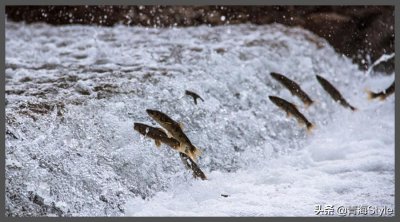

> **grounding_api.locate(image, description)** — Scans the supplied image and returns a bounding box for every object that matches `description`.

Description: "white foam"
[5,21,394,216]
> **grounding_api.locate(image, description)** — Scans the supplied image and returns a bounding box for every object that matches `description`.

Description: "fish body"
[146,109,202,161]
[185,90,204,105]
[134,122,207,180]
[270,72,314,107]
[316,75,357,111]
[179,153,207,180]
[133,122,180,149]
[269,96,314,131]
[367,81,395,100]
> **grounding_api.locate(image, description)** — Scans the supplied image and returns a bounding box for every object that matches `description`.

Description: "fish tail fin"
[306,123,315,134]
[350,106,358,111]
[188,145,202,162]
[186,152,196,162]
[311,99,320,107]
[305,100,314,108]
[154,140,161,148]
[379,94,387,101]
[365,88,378,100]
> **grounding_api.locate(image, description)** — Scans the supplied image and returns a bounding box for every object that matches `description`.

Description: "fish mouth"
[133,122,145,130]
[315,75,323,81]
[146,109,157,116]
[270,72,280,78]
[268,95,277,101]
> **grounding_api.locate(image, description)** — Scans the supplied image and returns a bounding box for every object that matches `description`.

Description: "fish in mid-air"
[133,122,180,149]
[179,153,207,180]
[134,122,207,180]
[269,96,314,132]
[270,72,314,107]
[146,109,202,162]
[316,75,357,111]
[366,81,395,101]
[185,90,204,105]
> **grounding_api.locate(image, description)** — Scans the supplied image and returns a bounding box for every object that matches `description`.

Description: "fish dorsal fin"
[310,99,319,106]
[154,140,161,148]
[194,146,202,158]
[306,124,315,135]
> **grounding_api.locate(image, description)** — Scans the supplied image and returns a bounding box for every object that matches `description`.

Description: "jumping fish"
[185,90,204,105]
[146,109,202,162]
[179,153,207,180]
[133,122,180,149]
[134,122,207,180]
[270,72,314,107]
[316,75,357,111]
[366,81,395,101]
[269,96,314,132]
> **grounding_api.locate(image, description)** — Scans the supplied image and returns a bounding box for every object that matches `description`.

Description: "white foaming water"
[5,21,394,216]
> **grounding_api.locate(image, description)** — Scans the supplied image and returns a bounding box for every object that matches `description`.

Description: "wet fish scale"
[146,109,201,161]
[268,96,314,131]
[316,75,357,111]
[270,72,313,107]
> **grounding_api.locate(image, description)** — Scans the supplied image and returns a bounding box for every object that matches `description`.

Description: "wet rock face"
[302,7,394,73]
[5,6,394,73]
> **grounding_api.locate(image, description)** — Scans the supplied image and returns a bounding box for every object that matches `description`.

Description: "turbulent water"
[5,21,394,216]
